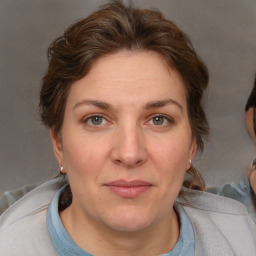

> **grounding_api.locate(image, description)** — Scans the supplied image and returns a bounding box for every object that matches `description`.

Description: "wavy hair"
[40,0,209,190]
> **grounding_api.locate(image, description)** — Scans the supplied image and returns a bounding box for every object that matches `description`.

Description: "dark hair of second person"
[245,75,256,141]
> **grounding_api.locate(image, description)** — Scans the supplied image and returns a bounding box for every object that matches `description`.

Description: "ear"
[50,128,64,166]
[186,139,197,169]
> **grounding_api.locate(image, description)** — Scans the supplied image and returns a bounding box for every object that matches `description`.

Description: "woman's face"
[52,50,196,233]
[245,107,256,145]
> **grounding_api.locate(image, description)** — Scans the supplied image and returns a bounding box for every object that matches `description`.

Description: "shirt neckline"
[47,185,195,256]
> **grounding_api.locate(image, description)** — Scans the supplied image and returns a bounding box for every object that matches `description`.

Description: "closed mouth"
[104,180,152,198]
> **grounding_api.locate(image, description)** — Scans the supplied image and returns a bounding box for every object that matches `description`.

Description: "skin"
[245,107,256,194]
[51,50,197,256]
[245,107,256,145]
[251,166,256,195]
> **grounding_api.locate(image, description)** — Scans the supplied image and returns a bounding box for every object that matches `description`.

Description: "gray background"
[0,0,255,193]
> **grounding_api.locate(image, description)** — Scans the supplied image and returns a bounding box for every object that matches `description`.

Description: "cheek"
[61,136,109,201]
[245,108,255,139]
[150,135,192,168]
[148,133,192,185]
[62,134,105,176]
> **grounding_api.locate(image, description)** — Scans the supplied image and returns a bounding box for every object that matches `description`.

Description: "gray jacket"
[0,178,256,256]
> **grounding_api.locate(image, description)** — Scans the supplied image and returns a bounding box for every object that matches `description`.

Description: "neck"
[60,203,180,256]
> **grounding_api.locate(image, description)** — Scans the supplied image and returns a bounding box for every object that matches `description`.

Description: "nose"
[110,124,147,168]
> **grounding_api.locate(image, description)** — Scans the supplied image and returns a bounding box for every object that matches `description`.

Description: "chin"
[103,207,156,233]
[107,219,152,233]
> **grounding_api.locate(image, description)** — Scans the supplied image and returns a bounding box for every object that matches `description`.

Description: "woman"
[245,75,256,146]
[245,76,256,196]
[0,1,255,255]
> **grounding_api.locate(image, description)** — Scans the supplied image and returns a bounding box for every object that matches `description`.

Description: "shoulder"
[0,178,65,255]
[0,177,65,228]
[206,181,256,223]
[0,209,58,255]
[206,181,252,204]
[0,183,38,215]
[178,186,250,214]
[177,188,256,255]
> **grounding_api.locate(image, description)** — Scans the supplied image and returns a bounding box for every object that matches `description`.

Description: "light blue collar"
[47,186,195,256]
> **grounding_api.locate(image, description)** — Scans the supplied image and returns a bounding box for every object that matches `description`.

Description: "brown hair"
[40,0,209,190]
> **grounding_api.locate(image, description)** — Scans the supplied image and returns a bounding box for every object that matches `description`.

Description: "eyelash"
[147,114,174,127]
[82,114,109,127]
[81,114,174,128]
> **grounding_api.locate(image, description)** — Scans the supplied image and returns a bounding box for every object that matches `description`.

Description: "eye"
[90,116,104,125]
[152,116,165,125]
[83,115,107,126]
[148,115,173,126]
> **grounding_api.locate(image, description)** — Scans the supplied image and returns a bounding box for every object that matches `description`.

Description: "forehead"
[66,50,187,110]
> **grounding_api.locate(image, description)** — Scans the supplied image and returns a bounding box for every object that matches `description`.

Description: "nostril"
[111,151,146,167]
[114,159,122,164]
[110,130,147,167]
[135,159,143,165]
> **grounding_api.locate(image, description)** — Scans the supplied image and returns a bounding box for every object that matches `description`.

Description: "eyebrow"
[73,99,111,111]
[73,98,183,112]
[145,99,183,112]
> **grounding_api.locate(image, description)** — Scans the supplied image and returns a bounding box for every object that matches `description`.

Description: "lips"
[104,180,152,198]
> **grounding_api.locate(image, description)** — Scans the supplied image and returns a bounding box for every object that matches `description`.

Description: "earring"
[59,166,64,174]
[189,159,192,165]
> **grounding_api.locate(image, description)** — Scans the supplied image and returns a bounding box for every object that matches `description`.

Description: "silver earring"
[59,166,64,174]
[189,160,192,165]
